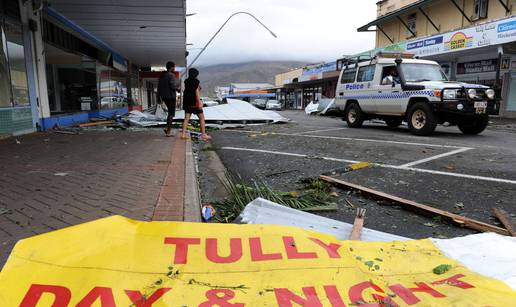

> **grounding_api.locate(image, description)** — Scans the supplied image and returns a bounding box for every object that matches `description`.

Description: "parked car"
[266,100,282,110]
[335,52,499,135]
[253,99,267,109]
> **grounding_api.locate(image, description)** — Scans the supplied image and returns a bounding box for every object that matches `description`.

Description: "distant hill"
[196,61,307,97]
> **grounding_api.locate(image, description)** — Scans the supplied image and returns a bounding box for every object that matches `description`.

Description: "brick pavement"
[0,129,189,266]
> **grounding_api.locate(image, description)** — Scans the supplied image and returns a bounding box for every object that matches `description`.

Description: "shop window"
[357,65,375,82]
[340,69,357,84]
[473,0,489,20]
[5,21,29,106]
[0,22,13,108]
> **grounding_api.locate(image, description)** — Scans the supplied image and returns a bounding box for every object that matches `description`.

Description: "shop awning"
[46,0,186,67]
[357,0,432,32]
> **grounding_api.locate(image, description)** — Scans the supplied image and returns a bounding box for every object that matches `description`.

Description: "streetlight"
[183,11,277,75]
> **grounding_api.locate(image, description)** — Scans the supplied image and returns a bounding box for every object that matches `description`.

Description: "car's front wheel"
[458,115,489,135]
[407,102,437,136]
[345,103,364,128]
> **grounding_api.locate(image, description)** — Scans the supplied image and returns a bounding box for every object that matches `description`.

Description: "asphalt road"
[204,111,516,239]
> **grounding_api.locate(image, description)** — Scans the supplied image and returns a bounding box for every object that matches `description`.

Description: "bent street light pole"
[183,11,277,76]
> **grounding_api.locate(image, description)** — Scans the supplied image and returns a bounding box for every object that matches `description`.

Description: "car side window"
[340,69,357,84]
[357,65,375,82]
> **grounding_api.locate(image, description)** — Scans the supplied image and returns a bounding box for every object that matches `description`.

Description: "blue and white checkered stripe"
[342,90,435,100]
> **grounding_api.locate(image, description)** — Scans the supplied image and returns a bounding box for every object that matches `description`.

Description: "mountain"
[196,61,307,96]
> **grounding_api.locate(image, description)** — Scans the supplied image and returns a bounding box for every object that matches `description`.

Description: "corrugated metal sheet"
[238,198,408,242]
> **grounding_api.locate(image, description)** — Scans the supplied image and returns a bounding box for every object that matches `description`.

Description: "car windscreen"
[401,64,448,82]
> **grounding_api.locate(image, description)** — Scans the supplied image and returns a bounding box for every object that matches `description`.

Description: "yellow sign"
[445,32,473,50]
[0,216,515,306]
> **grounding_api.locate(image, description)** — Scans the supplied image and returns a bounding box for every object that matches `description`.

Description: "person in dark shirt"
[181,68,211,141]
[157,61,179,136]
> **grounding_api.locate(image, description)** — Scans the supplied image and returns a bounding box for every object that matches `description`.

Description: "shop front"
[38,6,134,130]
[0,0,34,135]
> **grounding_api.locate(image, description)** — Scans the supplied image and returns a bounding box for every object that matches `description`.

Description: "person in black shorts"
[181,68,211,141]
[157,61,179,136]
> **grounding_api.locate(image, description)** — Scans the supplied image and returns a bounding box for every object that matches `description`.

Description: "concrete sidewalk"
[0,129,200,266]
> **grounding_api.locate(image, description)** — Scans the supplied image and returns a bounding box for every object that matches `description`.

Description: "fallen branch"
[320,175,509,236]
[492,208,516,236]
[349,208,366,240]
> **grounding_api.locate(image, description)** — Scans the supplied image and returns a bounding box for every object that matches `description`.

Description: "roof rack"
[336,54,374,71]
[375,51,415,59]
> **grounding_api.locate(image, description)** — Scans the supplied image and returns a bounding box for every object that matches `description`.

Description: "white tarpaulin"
[125,100,289,127]
[239,198,516,290]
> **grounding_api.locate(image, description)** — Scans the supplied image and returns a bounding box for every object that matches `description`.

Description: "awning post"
[450,0,472,23]
[396,16,416,38]
[418,7,440,32]
[376,25,395,44]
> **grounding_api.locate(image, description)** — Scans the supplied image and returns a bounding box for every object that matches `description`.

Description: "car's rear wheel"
[345,103,364,128]
[458,115,489,135]
[407,102,437,136]
[385,118,403,128]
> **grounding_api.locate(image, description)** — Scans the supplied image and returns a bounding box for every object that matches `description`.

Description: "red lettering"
[76,287,116,307]
[309,238,342,258]
[349,282,398,307]
[249,237,282,261]
[432,274,475,290]
[389,282,445,305]
[164,237,201,264]
[199,289,244,307]
[206,238,243,263]
[324,285,347,307]
[19,284,71,307]
[283,237,318,259]
[125,288,171,307]
[275,287,322,307]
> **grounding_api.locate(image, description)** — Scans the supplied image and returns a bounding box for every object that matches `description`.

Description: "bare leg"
[198,112,211,140]
[198,112,206,135]
[181,113,192,139]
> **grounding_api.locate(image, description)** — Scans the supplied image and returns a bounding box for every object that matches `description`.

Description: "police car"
[335,53,499,136]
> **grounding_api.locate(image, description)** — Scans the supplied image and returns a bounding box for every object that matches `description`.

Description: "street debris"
[1,215,516,304]
[349,208,366,240]
[79,120,115,128]
[0,207,11,216]
[201,205,216,222]
[125,99,289,128]
[320,175,510,235]
[492,207,516,236]
[322,162,371,176]
[53,173,69,177]
[305,98,339,115]
[213,175,337,222]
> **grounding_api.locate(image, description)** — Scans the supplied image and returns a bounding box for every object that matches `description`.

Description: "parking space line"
[225,130,467,149]
[220,146,516,185]
[292,128,348,135]
[399,147,473,168]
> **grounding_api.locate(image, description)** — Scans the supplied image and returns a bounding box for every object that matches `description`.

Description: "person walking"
[157,61,179,136]
[181,68,211,141]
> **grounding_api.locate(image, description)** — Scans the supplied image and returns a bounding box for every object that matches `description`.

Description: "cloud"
[186,0,378,65]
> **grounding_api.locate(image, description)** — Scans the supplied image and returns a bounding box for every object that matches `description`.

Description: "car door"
[354,64,377,113]
[375,65,403,115]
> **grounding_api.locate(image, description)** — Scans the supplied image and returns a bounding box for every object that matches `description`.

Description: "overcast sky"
[186,0,378,66]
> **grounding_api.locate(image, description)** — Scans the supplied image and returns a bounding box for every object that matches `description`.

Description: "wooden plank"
[349,208,366,241]
[79,120,115,127]
[320,175,510,236]
[492,208,516,237]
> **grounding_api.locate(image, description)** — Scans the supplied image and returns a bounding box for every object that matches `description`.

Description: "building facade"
[360,0,516,117]
[0,0,186,136]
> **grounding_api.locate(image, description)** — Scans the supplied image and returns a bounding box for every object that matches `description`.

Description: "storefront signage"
[444,32,473,51]
[373,16,516,58]
[457,59,497,75]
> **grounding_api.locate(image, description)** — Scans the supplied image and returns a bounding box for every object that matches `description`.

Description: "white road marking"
[225,130,468,149]
[292,128,348,135]
[399,147,473,168]
[221,146,516,185]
